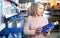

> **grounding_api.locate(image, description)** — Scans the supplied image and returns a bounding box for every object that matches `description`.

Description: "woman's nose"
[41,9,44,12]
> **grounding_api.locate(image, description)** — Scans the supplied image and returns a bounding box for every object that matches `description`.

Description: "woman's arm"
[24,16,36,36]
[43,29,51,37]
[43,18,51,37]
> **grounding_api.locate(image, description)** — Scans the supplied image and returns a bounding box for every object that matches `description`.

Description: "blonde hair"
[28,2,44,16]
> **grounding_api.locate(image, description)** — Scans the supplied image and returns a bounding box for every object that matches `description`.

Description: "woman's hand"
[35,27,42,35]
[44,29,51,36]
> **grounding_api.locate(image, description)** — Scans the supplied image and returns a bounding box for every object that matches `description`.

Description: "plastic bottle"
[8,33,12,38]
[41,21,58,33]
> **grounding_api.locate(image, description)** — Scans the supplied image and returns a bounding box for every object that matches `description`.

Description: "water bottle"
[8,21,13,28]
[10,1,17,14]
[8,33,12,38]
[0,13,3,25]
[0,2,3,25]
[2,35,6,38]
[17,21,22,28]
[12,21,17,28]
[18,33,22,38]
[41,21,58,33]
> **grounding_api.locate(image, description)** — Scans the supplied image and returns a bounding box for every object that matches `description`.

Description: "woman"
[24,2,51,38]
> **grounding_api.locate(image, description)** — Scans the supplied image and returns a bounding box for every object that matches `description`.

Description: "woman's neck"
[36,14,42,17]
[33,15,43,18]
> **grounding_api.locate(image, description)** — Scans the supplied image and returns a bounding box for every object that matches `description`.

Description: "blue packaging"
[41,22,55,33]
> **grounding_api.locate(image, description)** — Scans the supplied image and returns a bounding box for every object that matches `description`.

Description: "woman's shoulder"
[42,17,48,21]
[28,16,33,19]
[26,16,33,22]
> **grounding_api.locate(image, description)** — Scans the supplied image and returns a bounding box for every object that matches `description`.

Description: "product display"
[0,0,25,38]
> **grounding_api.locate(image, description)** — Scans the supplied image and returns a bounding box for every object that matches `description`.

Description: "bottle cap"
[54,21,59,25]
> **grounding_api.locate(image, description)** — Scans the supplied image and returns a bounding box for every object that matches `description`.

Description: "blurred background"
[0,0,60,38]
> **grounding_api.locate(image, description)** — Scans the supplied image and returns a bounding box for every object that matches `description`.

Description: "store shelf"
[4,13,17,18]
[0,28,22,35]
[0,23,5,31]
[51,9,60,32]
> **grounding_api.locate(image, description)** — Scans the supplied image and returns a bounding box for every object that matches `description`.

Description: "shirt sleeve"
[24,16,36,36]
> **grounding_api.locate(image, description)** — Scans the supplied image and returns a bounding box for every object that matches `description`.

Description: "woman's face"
[36,5,44,16]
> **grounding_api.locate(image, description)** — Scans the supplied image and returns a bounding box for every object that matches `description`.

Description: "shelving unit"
[51,9,60,32]
[0,0,25,38]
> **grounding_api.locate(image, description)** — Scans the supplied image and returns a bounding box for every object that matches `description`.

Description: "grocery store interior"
[0,0,60,38]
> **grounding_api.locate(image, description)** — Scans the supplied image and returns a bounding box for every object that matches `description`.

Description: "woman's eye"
[39,8,44,9]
